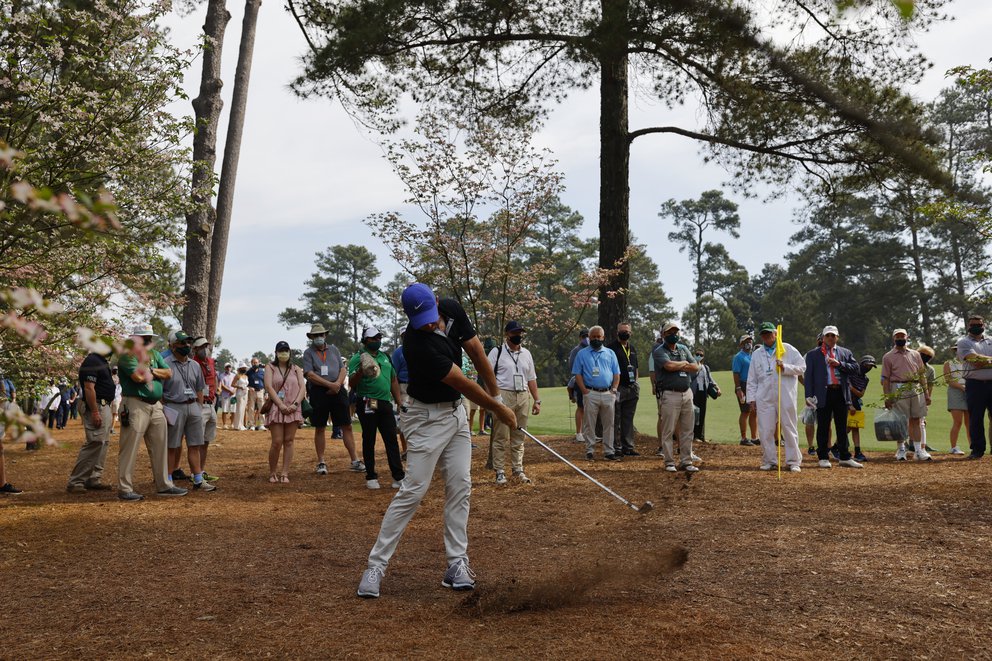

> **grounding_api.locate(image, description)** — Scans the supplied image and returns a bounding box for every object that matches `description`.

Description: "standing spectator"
[566,328,590,445]
[391,333,410,456]
[233,364,249,431]
[647,333,665,453]
[802,334,824,456]
[110,366,122,435]
[44,380,61,429]
[302,323,363,475]
[68,384,80,421]
[487,321,540,484]
[653,321,700,473]
[57,378,71,429]
[116,324,187,500]
[944,343,969,455]
[192,337,219,480]
[918,344,937,454]
[882,328,932,462]
[746,323,805,472]
[805,325,863,469]
[0,374,22,494]
[218,363,236,429]
[349,327,406,490]
[356,284,514,598]
[264,341,306,483]
[732,334,758,446]
[246,357,266,430]
[461,353,481,436]
[66,343,116,493]
[573,325,621,461]
[691,347,720,443]
[957,316,992,460]
[163,331,215,492]
[608,322,640,456]
[844,355,876,463]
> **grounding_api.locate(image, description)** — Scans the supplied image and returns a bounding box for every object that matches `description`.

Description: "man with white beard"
[746,323,806,473]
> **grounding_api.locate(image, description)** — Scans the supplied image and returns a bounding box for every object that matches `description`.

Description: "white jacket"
[746,343,805,407]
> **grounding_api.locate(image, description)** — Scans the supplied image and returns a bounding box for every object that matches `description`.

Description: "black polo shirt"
[404,327,463,403]
[607,341,639,387]
[438,298,477,344]
[78,353,115,402]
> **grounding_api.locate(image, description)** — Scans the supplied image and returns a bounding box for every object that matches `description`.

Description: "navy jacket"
[804,345,859,408]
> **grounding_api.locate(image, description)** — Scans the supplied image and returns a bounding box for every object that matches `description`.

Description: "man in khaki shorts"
[881,328,931,462]
[115,324,188,501]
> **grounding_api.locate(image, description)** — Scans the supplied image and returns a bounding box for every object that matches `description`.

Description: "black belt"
[590,387,611,392]
[827,384,842,389]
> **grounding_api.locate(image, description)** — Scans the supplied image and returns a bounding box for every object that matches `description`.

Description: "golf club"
[517,427,654,514]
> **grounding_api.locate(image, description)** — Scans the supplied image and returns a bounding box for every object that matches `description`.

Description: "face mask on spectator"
[276,351,290,362]
[366,341,381,352]
[969,324,984,336]
[589,338,604,349]
[895,339,907,347]
[617,331,631,341]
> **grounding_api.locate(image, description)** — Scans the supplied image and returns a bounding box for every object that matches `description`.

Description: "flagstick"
[777,365,782,481]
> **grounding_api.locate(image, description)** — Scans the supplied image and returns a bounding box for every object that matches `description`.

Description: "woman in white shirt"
[233,365,250,431]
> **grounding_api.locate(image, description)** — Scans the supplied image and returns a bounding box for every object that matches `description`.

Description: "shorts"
[847,409,865,429]
[737,382,749,413]
[947,387,967,411]
[892,388,927,420]
[165,402,205,449]
[308,387,351,429]
[221,397,234,413]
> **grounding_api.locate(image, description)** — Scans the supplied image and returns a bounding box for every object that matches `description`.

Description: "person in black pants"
[690,348,719,441]
[804,325,863,469]
[957,316,992,459]
[349,327,405,490]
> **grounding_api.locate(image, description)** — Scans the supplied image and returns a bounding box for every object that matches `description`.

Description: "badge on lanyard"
[183,387,195,398]
[513,372,525,391]
[627,365,636,381]
[320,365,329,376]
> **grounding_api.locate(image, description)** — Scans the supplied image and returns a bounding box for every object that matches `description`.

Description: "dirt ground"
[2,423,991,660]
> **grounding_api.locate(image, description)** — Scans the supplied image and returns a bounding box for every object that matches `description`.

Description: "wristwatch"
[534,399,542,405]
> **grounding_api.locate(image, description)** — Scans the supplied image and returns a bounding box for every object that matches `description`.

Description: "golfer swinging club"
[358,283,516,598]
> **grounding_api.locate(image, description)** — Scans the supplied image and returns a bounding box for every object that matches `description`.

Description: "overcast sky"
[161,2,992,361]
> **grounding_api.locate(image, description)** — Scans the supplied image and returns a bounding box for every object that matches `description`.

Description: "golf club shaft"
[517,427,639,512]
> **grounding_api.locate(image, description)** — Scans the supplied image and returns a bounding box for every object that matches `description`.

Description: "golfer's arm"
[442,364,503,411]
[462,337,497,396]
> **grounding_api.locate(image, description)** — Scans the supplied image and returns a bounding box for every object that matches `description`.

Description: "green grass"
[525,367,963,452]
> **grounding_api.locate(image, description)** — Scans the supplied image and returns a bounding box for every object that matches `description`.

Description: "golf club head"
[638,501,654,514]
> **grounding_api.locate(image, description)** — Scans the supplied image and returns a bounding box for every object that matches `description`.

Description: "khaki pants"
[247,389,264,426]
[67,400,112,488]
[491,389,529,473]
[583,390,616,455]
[368,399,471,572]
[659,389,694,467]
[118,397,171,494]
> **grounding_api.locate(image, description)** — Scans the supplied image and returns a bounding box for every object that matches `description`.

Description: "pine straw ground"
[2,424,991,660]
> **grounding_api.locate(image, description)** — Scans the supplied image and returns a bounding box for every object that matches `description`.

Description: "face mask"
[580,337,589,346]
[195,348,207,358]
[589,339,604,349]
[862,364,874,373]
[508,335,522,346]
[276,351,290,362]
[142,337,153,346]
[664,334,678,345]
[312,337,326,348]
[743,343,753,352]
[618,332,631,341]
[695,354,703,360]
[921,355,932,364]
[175,346,191,357]
[366,341,381,352]
[895,339,907,347]
[970,324,984,336]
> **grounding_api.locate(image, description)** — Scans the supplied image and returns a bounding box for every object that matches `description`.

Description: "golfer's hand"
[495,404,517,428]
[532,402,541,416]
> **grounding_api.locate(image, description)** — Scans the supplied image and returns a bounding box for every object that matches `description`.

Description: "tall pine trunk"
[205,0,262,344]
[596,0,630,341]
[182,0,230,338]
[908,221,932,344]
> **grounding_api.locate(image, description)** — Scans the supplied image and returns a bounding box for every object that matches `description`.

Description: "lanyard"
[505,344,522,372]
[277,364,293,389]
[621,344,631,364]
[173,359,195,391]
[316,349,327,364]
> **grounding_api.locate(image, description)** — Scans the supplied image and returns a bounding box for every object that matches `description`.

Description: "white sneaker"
[495,471,507,485]
[512,471,531,484]
[665,464,677,472]
[390,481,402,489]
[366,479,381,489]
[916,448,933,462]
[838,458,863,469]
[950,447,966,455]
[682,464,700,473]
[575,433,585,444]
[895,445,907,461]
[759,463,776,471]
[789,465,801,473]
[690,452,702,462]
[818,459,832,469]
[357,567,384,598]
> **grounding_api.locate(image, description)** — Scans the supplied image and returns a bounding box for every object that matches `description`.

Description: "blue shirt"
[572,345,620,390]
[391,346,409,384]
[732,350,752,382]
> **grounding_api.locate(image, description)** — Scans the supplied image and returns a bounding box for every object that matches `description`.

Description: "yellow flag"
[775,324,786,360]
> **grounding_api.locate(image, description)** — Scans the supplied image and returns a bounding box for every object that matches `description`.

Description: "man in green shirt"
[116,323,188,500]
[348,326,405,490]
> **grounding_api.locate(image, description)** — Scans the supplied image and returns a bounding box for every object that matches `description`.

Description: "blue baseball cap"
[402,283,439,329]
